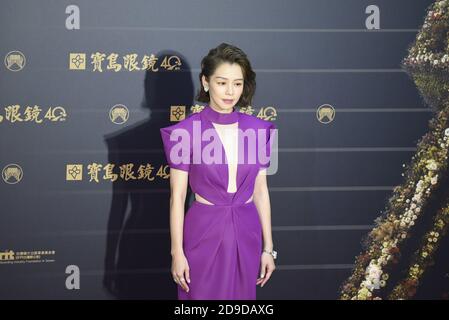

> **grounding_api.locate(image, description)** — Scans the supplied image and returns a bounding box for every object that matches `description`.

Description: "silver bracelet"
[262,249,277,260]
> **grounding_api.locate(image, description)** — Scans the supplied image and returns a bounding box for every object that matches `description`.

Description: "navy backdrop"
[0,0,435,299]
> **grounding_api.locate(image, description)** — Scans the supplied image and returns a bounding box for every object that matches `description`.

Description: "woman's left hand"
[257,252,276,287]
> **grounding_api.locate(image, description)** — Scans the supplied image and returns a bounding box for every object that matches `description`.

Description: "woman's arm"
[253,168,276,287]
[253,168,273,251]
[168,167,191,292]
[169,168,189,256]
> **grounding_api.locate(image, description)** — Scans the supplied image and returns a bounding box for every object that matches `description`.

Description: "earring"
[204,86,209,92]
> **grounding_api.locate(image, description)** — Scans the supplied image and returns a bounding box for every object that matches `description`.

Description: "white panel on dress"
[212,122,238,193]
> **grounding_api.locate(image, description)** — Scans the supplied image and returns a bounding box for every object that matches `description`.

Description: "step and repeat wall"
[0,0,435,299]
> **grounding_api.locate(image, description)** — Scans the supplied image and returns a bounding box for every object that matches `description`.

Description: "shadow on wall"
[102,50,195,299]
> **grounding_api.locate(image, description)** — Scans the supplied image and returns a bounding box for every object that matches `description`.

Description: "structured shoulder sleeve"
[259,121,277,169]
[159,120,192,172]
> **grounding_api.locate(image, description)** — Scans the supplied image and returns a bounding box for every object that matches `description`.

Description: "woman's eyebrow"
[215,76,244,81]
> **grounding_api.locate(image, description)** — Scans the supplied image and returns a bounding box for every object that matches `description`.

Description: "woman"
[160,43,277,300]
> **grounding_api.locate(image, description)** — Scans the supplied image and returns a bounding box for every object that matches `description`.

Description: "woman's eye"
[218,82,225,85]
[235,83,242,86]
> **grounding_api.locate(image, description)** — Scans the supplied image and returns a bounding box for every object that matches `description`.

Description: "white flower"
[357,287,372,299]
[365,262,383,290]
[431,175,438,185]
[362,280,373,290]
[444,128,449,136]
[426,160,438,171]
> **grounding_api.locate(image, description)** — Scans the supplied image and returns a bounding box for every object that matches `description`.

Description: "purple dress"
[160,104,276,300]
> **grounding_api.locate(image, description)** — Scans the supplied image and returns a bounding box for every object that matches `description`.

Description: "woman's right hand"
[171,252,190,292]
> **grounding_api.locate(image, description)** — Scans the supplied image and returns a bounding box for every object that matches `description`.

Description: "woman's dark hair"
[196,43,256,109]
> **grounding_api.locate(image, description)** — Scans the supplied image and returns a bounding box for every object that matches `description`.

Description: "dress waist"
[194,193,254,207]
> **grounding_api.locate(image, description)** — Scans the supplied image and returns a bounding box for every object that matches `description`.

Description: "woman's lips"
[222,99,234,104]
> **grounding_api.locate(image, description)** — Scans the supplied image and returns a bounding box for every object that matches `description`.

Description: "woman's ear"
[202,75,208,89]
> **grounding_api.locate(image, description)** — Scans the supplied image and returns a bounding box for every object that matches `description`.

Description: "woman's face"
[202,62,244,112]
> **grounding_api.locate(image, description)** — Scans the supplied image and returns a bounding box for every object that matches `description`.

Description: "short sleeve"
[259,121,277,169]
[160,123,191,172]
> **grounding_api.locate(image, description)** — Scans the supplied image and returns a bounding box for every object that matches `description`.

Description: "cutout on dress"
[212,122,238,193]
[195,193,253,205]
